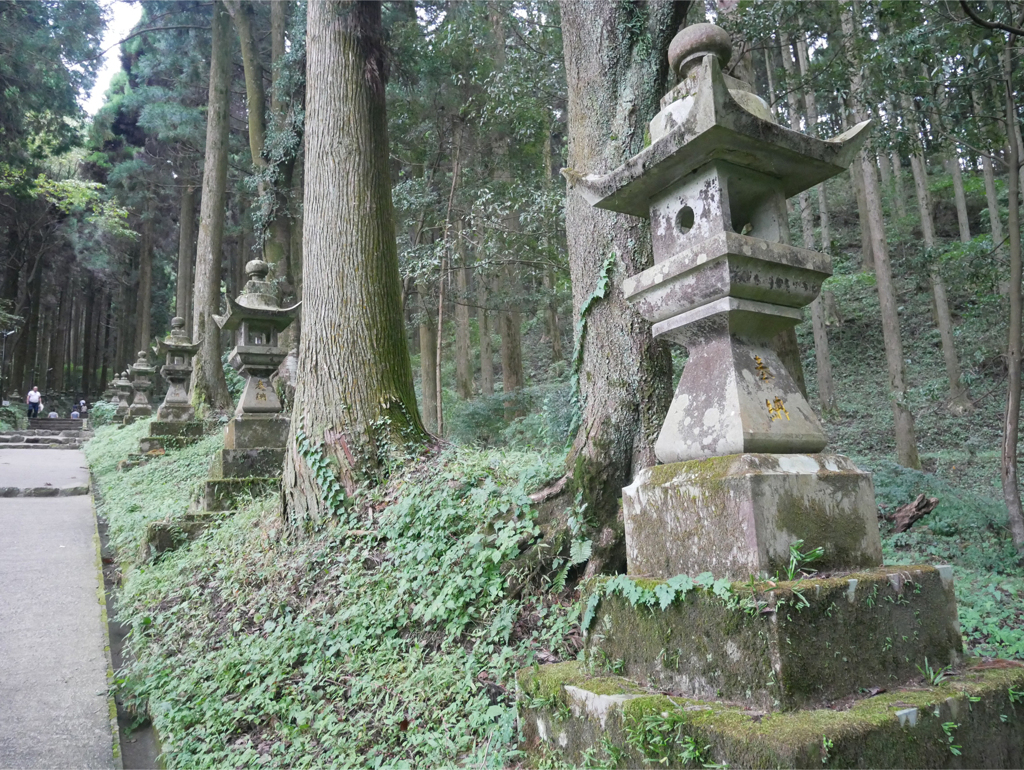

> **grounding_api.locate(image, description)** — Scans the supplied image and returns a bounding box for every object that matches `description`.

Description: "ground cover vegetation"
[8,0,1024,764]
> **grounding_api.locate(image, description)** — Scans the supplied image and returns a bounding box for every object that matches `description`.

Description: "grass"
[89,426,580,769]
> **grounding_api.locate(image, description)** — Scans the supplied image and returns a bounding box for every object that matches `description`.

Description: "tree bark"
[947,155,972,243]
[191,0,233,411]
[843,6,920,468]
[478,278,494,396]
[455,262,473,399]
[557,0,680,567]
[891,150,908,220]
[543,270,563,363]
[176,185,197,326]
[999,38,1024,553]
[418,287,438,433]
[282,0,426,525]
[135,202,154,353]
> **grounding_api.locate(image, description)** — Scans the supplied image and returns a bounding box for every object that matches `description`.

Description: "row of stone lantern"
[105,258,297,503]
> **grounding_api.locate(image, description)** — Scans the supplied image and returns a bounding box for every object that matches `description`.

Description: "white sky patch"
[81,0,143,116]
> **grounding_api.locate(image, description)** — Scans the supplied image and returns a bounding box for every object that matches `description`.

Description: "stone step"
[518,660,1024,768]
[28,419,85,431]
[584,565,961,711]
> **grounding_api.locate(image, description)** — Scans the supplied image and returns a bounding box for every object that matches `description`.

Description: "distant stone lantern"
[113,371,133,419]
[155,317,201,422]
[204,259,300,511]
[127,351,155,418]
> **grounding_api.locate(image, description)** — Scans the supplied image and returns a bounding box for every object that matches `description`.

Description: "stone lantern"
[155,317,201,422]
[571,23,878,579]
[127,351,155,419]
[138,318,205,455]
[516,25,1002,766]
[113,371,132,419]
[204,259,299,511]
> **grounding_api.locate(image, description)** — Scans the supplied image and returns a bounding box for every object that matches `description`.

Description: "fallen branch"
[892,493,940,533]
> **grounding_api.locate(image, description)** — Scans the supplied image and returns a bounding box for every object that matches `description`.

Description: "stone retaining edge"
[90,483,124,770]
[0,485,90,497]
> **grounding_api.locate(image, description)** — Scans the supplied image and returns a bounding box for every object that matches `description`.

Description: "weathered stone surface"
[651,303,827,462]
[585,566,962,711]
[224,416,289,450]
[155,317,201,422]
[128,351,155,418]
[518,660,1024,769]
[204,477,280,512]
[148,420,204,438]
[623,454,881,579]
[213,448,285,479]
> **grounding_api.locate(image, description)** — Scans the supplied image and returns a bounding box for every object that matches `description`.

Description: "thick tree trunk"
[282,0,426,525]
[478,279,494,396]
[419,288,438,432]
[16,254,43,392]
[455,264,473,399]
[191,0,233,411]
[556,0,680,568]
[877,152,891,189]
[999,39,1024,554]
[176,185,196,326]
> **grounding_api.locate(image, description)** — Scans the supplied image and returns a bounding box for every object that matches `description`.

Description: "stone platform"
[518,660,1024,768]
[138,420,204,454]
[585,566,961,711]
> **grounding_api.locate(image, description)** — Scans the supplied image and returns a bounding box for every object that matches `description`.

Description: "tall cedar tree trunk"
[795,30,837,412]
[282,0,426,524]
[136,203,154,354]
[553,0,681,572]
[843,7,920,468]
[176,185,197,326]
[948,156,972,243]
[999,38,1024,553]
[225,0,292,278]
[191,0,233,411]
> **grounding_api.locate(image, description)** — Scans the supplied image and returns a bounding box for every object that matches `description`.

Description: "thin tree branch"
[959,1,1024,36]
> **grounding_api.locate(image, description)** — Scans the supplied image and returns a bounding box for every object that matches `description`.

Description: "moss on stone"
[519,660,1024,768]
[584,566,961,711]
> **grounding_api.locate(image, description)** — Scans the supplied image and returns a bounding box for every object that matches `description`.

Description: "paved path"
[0,449,116,769]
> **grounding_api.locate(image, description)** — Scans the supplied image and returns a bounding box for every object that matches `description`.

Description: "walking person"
[25,386,41,419]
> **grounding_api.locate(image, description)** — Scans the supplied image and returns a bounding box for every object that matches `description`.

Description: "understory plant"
[91,426,581,769]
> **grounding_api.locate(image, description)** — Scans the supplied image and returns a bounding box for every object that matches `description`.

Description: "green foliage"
[582,572,734,632]
[86,420,222,556]
[780,539,825,582]
[625,708,709,767]
[443,380,575,450]
[917,657,952,686]
[88,423,579,768]
[88,400,118,428]
[222,353,245,404]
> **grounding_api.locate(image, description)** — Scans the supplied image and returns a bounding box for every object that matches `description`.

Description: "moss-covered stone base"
[624,454,882,579]
[203,477,279,512]
[586,565,962,710]
[518,660,1024,769]
[148,420,204,438]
